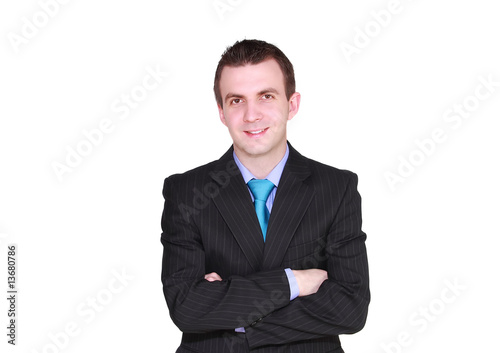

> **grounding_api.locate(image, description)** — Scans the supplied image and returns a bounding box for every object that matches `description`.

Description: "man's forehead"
[219,59,285,91]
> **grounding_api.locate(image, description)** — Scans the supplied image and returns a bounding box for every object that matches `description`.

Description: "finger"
[204,272,222,281]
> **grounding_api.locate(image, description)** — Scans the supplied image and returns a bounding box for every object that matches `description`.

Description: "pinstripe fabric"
[161,143,369,352]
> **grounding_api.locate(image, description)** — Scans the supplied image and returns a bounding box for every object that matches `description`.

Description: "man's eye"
[231,98,242,104]
[262,94,273,100]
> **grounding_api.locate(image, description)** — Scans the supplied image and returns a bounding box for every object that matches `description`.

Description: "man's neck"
[234,143,287,179]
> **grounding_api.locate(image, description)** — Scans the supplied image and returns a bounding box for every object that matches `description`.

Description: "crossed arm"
[161,173,369,348]
[205,269,328,297]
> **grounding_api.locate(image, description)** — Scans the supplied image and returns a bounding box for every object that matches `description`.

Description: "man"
[161,39,369,352]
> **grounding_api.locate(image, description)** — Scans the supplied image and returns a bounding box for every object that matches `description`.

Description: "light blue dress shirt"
[232,145,299,302]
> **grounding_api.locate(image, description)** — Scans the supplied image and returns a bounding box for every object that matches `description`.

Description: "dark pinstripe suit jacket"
[161,143,369,352]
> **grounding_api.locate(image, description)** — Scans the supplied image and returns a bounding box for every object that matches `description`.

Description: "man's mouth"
[245,128,268,136]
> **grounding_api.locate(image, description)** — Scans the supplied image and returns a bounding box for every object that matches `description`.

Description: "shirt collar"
[233,144,289,187]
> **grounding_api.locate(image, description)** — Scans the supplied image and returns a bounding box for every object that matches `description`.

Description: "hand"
[204,272,222,282]
[292,269,328,297]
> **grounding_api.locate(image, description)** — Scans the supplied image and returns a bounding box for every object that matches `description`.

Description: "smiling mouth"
[245,128,268,136]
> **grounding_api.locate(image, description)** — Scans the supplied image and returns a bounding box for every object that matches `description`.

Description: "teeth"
[248,129,265,134]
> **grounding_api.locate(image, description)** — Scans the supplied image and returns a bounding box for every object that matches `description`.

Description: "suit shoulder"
[162,151,239,197]
[301,158,361,204]
[161,161,215,201]
[164,159,219,183]
[163,147,234,185]
[302,155,358,184]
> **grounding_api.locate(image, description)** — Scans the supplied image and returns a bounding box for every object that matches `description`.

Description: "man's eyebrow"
[224,88,281,104]
[224,92,244,103]
[224,87,279,102]
[257,88,280,96]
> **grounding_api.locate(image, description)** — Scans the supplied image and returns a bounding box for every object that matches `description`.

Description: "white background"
[1,0,499,352]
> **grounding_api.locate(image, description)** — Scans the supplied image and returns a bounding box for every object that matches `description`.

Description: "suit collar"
[210,147,265,271]
[263,143,315,268]
[209,142,315,270]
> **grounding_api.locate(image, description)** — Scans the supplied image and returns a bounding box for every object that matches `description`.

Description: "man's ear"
[218,104,227,126]
[287,92,301,121]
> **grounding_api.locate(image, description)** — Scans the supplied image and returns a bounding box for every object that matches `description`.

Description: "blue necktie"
[247,179,275,241]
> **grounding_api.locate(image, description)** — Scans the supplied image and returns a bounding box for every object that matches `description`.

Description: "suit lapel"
[210,147,265,272]
[263,144,315,269]
[209,144,315,271]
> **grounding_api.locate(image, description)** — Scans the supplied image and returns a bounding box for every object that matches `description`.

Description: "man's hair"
[213,39,296,107]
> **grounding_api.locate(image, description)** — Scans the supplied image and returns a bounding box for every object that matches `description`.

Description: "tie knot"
[247,179,274,202]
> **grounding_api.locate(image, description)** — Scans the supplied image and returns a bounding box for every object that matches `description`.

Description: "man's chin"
[235,144,270,159]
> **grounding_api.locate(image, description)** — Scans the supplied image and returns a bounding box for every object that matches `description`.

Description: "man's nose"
[243,101,262,123]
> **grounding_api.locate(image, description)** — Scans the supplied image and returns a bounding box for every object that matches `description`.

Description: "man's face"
[217,59,300,162]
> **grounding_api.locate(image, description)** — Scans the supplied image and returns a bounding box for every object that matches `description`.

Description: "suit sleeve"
[160,175,291,333]
[244,173,370,349]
